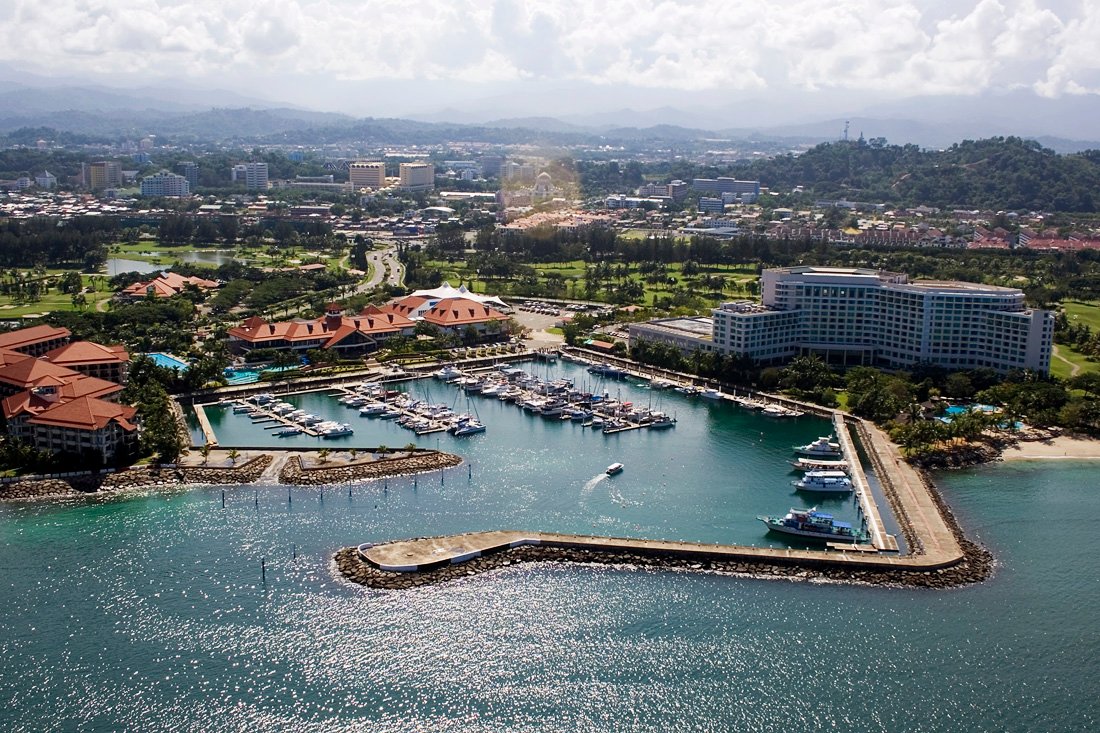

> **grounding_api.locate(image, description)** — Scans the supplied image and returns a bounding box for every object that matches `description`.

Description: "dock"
[236,401,321,437]
[833,412,899,552]
[193,403,218,447]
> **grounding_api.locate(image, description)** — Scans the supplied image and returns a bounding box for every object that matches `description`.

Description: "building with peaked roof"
[227,303,415,356]
[414,297,509,338]
[408,282,510,312]
[44,342,130,383]
[0,333,136,464]
[115,272,219,301]
[0,324,71,357]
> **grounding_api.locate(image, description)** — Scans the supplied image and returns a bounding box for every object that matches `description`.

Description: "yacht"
[275,426,302,437]
[319,422,354,438]
[646,413,677,429]
[758,507,866,543]
[794,436,842,457]
[359,403,387,416]
[433,364,464,382]
[606,462,624,476]
[792,470,854,493]
[700,388,723,400]
[452,420,487,436]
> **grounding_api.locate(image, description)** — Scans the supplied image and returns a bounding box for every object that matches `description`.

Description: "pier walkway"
[832,413,899,552]
[193,404,218,447]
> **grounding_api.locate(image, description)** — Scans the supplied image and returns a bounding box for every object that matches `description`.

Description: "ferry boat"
[792,470,853,493]
[606,462,624,476]
[758,507,866,543]
[794,436,842,457]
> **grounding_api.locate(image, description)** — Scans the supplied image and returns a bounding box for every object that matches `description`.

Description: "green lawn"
[1051,343,1100,381]
[1061,300,1100,331]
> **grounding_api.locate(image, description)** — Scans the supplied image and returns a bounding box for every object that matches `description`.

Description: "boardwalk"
[832,412,899,552]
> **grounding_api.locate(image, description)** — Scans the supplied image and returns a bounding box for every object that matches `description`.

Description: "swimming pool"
[944,403,998,416]
[145,352,189,371]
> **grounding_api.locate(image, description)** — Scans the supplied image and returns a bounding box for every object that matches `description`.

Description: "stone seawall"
[279,451,462,485]
[334,536,992,591]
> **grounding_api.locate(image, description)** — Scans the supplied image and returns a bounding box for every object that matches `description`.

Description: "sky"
[0,0,1097,122]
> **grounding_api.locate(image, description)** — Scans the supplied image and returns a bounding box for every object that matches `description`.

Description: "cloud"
[0,0,1096,100]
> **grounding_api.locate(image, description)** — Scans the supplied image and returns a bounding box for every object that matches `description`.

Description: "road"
[358,243,403,293]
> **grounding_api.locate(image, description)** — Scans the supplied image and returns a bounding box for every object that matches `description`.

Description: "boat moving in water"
[758,507,866,543]
[792,470,853,493]
[606,462,624,476]
[793,435,842,457]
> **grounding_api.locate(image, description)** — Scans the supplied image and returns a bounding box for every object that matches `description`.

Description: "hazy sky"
[1,0,1096,117]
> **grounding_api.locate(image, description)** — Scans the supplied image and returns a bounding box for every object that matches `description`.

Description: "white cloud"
[0,0,1096,100]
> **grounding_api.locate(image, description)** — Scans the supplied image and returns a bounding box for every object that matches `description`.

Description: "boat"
[232,403,252,414]
[790,457,849,471]
[359,403,386,416]
[379,409,402,420]
[758,507,866,543]
[275,426,302,436]
[452,420,487,436]
[432,364,464,381]
[761,404,804,418]
[792,470,854,493]
[647,413,677,429]
[319,423,354,438]
[606,462,624,476]
[793,436,842,457]
[700,388,723,400]
[587,363,629,379]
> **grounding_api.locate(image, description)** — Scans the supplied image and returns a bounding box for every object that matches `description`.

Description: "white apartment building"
[236,162,268,190]
[398,162,434,192]
[633,267,1053,374]
[349,161,386,189]
[140,171,190,197]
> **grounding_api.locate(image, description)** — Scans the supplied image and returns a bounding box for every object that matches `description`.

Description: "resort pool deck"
[145,352,188,371]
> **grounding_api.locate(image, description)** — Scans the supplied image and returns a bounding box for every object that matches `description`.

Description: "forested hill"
[734,137,1100,212]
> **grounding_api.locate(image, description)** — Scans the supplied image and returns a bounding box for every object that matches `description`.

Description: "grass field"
[427,257,760,307]
[1062,300,1100,331]
[1051,344,1100,380]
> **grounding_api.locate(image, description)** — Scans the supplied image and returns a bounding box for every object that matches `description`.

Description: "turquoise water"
[146,352,189,371]
[2,377,1099,729]
[191,363,866,548]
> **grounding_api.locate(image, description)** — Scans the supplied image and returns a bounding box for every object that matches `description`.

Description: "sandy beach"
[1001,434,1100,460]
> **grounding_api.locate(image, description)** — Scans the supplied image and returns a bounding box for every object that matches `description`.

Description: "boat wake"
[582,473,609,494]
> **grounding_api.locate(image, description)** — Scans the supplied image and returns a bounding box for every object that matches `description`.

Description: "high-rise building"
[176,162,200,190]
[348,161,386,189]
[140,171,190,198]
[691,178,760,196]
[243,162,269,190]
[630,266,1054,374]
[88,161,122,190]
[398,162,434,192]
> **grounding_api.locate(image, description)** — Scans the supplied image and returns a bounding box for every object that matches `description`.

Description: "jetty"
[832,412,899,552]
[193,403,218,447]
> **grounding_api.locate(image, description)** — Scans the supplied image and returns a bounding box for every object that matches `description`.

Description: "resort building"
[0,327,136,464]
[115,272,219,301]
[44,342,130,384]
[0,324,72,357]
[630,267,1053,374]
[227,304,416,356]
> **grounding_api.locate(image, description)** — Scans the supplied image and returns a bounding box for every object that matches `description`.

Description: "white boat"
[700,388,723,400]
[794,436,842,457]
[359,403,386,416]
[433,365,464,381]
[792,470,853,493]
[275,426,302,436]
[606,462,624,476]
[762,404,804,418]
[647,414,677,429]
[790,457,849,471]
[319,423,354,438]
[453,420,487,436]
[758,507,866,543]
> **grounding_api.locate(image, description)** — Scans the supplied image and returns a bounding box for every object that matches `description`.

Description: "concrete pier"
[193,403,218,447]
[832,412,899,552]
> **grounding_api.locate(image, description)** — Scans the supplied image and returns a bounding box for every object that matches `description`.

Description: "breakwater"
[278,450,461,485]
[334,529,991,590]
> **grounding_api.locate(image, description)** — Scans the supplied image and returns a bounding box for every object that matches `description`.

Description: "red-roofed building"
[44,342,130,383]
[415,297,509,339]
[116,272,219,301]
[227,303,415,356]
[0,324,71,357]
[25,397,138,464]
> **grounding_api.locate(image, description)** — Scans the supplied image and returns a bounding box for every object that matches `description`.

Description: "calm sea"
[1,365,1096,731]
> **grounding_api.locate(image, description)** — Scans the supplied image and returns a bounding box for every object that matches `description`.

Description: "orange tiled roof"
[0,325,71,351]
[120,272,218,298]
[45,341,129,367]
[27,396,137,432]
[421,297,506,327]
[228,310,415,347]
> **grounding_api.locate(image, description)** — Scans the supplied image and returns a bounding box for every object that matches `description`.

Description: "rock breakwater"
[278,451,462,485]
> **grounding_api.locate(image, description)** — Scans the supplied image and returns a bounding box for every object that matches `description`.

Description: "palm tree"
[200,443,211,466]
[227,448,240,466]
[317,448,330,464]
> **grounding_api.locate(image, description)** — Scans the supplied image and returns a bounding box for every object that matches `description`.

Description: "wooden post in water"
[261,556,266,584]
[221,490,225,508]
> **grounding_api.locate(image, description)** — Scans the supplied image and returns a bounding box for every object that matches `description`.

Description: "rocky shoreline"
[277,451,462,485]
[0,450,463,501]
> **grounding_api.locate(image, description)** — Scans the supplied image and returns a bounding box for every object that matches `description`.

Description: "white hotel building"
[630,267,1053,374]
